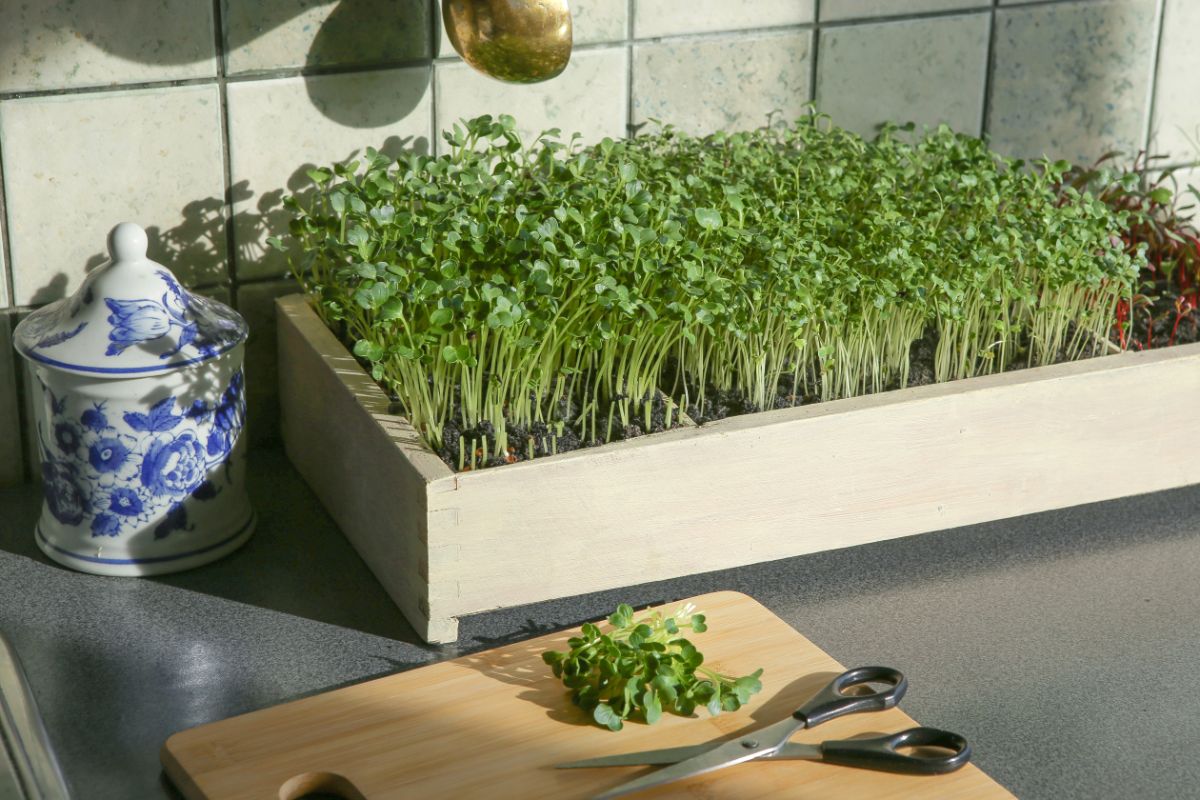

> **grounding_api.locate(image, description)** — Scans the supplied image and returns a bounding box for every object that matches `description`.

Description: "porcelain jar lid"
[14,223,248,378]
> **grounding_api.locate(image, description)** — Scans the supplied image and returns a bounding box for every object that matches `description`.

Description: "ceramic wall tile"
[435,48,627,148]
[1150,0,1200,166]
[0,312,24,487]
[0,0,215,92]
[0,85,228,306]
[223,0,430,74]
[632,32,812,136]
[816,13,990,137]
[633,0,814,39]
[436,0,627,58]
[988,0,1158,165]
[820,0,988,22]
[236,279,301,446]
[226,68,433,281]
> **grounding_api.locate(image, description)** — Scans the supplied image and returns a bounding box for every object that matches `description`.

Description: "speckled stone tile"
[0,0,215,92]
[223,0,430,74]
[0,312,23,487]
[435,47,626,148]
[1149,0,1200,165]
[632,32,812,135]
[236,279,301,445]
[987,0,1158,165]
[820,0,988,22]
[0,86,228,306]
[816,13,990,137]
[436,0,627,58]
[633,0,813,39]
[226,68,432,281]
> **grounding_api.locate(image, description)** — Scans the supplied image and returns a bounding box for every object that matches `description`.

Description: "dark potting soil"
[434,390,686,471]
[682,325,1110,426]
[377,320,1129,472]
[1125,283,1200,349]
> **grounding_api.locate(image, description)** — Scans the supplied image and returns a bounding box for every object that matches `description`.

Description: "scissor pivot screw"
[741,740,759,749]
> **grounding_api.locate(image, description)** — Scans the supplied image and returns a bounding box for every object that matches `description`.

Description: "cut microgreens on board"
[276,113,1141,471]
[541,603,763,731]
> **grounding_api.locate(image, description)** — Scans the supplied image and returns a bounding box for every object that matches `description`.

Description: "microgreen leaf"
[542,603,763,731]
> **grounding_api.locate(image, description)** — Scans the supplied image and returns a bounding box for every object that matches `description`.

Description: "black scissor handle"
[819,727,972,775]
[792,666,907,728]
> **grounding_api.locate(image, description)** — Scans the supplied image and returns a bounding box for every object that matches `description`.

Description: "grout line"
[1141,0,1168,162]
[0,137,14,307]
[980,0,1000,138]
[429,0,440,155]
[626,0,635,136]
[809,0,821,108]
[5,311,34,484]
[818,3,993,28]
[212,0,240,309]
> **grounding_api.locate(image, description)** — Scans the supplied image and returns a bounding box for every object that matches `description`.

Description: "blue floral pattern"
[104,271,243,360]
[38,369,246,541]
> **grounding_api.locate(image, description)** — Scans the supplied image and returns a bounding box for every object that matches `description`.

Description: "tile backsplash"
[0,0,1192,485]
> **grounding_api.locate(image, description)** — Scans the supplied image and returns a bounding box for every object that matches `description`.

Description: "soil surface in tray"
[393,322,1139,471]
[435,389,685,471]
[683,326,1112,425]
[1125,282,1200,350]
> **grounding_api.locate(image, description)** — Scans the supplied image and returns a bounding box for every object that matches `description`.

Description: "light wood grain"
[162,591,1014,800]
[278,293,1200,643]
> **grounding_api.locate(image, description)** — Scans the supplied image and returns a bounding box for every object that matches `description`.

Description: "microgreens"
[541,603,763,731]
[1058,152,1200,349]
[275,113,1139,469]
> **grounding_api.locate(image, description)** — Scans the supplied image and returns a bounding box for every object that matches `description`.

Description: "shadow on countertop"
[0,446,428,645]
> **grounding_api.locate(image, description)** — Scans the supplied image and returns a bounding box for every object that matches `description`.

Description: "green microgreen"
[1058,151,1200,349]
[276,112,1140,469]
[541,602,763,731]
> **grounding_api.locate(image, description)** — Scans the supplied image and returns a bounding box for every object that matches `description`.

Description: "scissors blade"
[559,741,823,769]
[589,737,778,800]
[558,743,713,768]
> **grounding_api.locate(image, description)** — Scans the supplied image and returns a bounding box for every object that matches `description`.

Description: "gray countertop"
[2,447,1199,799]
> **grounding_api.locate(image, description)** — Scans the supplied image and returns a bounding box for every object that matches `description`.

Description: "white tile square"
[224,0,430,74]
[633,32,813,136]
[435,48,627,148]
[634,0,813,39]
[1150,0,1200,165]
[226,68,433,281]
[821,0,988,22]
[0,85,228,306]
[0,0,216,92]
[816,14,990,138]
[988,0,1158,165]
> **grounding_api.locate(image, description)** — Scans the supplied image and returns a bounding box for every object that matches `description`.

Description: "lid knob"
[108,222,148,263]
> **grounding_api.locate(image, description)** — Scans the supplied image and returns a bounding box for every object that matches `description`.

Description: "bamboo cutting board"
[162,592,1015,799]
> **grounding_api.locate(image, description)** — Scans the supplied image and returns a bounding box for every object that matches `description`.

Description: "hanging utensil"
[442,0,572,84]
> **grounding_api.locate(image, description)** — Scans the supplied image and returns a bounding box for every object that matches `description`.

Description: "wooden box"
[277,294,1200,643]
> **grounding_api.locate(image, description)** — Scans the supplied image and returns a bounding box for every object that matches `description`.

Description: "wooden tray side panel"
[162,591,1014,800]
[429,347,1200,618]
[276,295,455,642]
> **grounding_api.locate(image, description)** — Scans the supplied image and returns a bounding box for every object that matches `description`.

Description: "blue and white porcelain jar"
[13,222,254,575]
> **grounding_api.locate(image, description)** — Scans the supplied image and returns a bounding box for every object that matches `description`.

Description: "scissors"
[557,666,971,799]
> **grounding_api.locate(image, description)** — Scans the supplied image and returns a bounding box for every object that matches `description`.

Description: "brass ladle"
[442,0,573,84]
